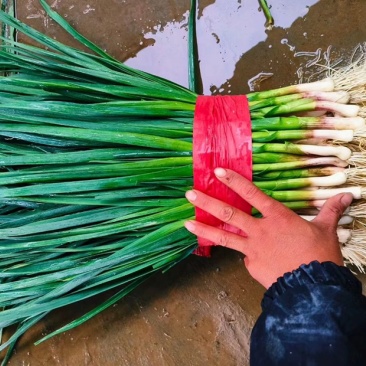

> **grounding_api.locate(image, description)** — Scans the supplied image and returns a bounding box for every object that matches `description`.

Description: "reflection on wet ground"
[125,0,349,93]
[4,0,366,365]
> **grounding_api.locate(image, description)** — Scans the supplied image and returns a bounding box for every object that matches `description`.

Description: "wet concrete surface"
[3,0,366,365]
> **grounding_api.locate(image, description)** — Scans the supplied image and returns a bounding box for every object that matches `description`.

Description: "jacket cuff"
[262,261,362,310]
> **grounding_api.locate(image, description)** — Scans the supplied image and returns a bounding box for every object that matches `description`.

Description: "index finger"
[214,167,287,217]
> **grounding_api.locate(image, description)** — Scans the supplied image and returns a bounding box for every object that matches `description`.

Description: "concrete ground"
[3,0,366,365]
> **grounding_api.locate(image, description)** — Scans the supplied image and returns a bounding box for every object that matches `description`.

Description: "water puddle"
[125,0,320,93]
[125,11,190,89]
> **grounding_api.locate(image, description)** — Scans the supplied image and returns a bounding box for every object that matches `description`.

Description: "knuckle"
[240,183,260,201]
[261,200,278,214]
[265,203,293,220]
[327,204,343,217]
[219,206,235,223]
[217,232,231,247]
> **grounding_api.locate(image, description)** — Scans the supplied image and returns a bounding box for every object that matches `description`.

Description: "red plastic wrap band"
[193,95,252,256]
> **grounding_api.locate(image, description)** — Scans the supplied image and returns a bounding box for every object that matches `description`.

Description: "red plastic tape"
[193,95,252,256]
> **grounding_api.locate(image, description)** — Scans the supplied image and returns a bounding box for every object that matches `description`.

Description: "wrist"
[261,261,362,310]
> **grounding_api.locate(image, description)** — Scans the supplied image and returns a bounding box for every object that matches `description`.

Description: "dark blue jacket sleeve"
[250,261,366,366]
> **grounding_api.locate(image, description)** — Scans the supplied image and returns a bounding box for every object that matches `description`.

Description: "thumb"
[314,193,353,230]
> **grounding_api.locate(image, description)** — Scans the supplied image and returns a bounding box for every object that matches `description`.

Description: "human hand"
[184,168,353,288]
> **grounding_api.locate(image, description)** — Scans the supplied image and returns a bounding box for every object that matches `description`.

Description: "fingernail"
[214,167,227,178]
[341,193,353,206]
[185,190,197,201]
[185,220,196,232]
